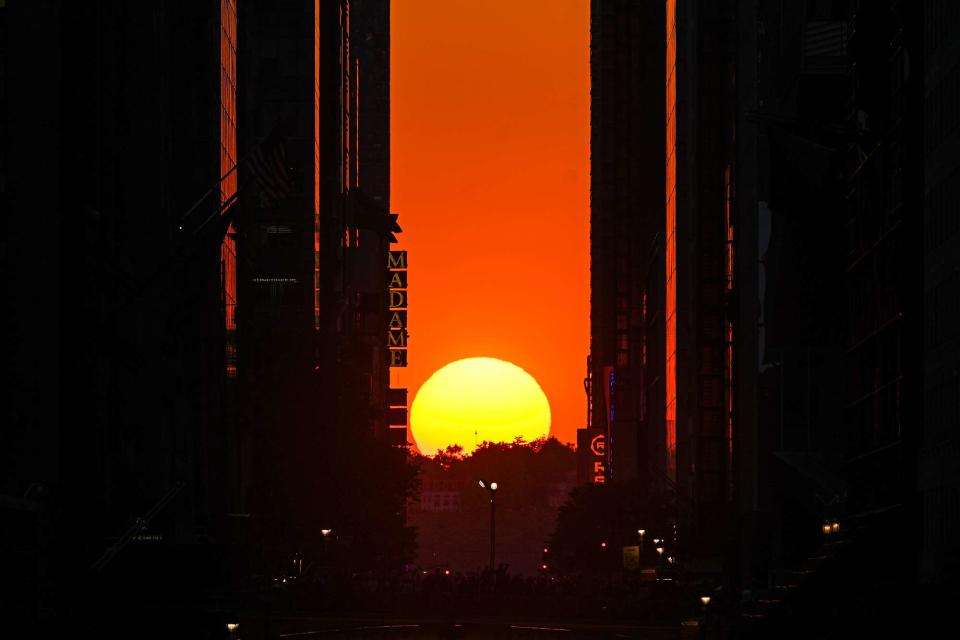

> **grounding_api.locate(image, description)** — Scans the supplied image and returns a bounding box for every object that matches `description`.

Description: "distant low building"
[418,479,464,513]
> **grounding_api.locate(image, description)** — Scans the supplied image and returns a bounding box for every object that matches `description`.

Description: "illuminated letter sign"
[388,311,407,330]
[590,434,606,456]
[591,434,607,483]
[388,251,408,367]
[577,427,608,485]
[389,270,408,289]
[390,349,408,367]
[389,289,407,309]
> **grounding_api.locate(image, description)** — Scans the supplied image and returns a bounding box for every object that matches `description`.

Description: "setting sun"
[410,357,551,455]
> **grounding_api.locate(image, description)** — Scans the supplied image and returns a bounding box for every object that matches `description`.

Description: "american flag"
[248,119,296,204]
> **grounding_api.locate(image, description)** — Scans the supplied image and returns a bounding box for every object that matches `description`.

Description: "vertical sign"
[387,386,408,446]
[388,251,408,367]
[577,428,607,484]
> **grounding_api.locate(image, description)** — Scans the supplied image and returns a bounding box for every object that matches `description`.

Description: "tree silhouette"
[411,437,576,574]
[548,480,676,573]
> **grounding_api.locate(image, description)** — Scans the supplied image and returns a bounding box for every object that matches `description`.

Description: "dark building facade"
[753,0,854,586]
[660,0,764,580]
[921,0,960,584]
[5,0,241,625]
[587,0,760,580]
[3,0,404,628]
[586,0,666,492]
[588,3,960,615]
[236,0,407,571]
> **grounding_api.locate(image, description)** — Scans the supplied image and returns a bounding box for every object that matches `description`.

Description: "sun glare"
[410,357,551,455]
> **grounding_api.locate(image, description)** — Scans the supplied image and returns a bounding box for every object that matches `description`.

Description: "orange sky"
[391,0,590,451]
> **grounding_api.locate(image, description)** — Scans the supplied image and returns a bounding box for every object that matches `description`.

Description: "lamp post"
[479,480,498,570]
[321,528,332,567]
[637,529,646,555]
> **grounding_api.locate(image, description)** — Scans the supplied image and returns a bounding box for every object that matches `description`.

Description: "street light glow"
[479,480,485,488]
[701,596,711,606]
[656,546,664,555]
[321,528,332,537]
[490,482,498,491]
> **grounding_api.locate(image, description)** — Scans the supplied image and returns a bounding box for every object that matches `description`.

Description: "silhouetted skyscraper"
[586,0,666,490]
[4,0,242,624]
[919,0,960,584]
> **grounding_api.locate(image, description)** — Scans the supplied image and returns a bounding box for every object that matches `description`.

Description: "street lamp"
[479,480,498,570]
[321,528,332,566]
[637,529,646,554]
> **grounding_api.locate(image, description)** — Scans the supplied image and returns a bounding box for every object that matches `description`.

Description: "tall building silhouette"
[586,0,666,491]
[237,0,404,566]
[2,0,403,627]
[663,0,761,574]
[4,0,242,623]
[920,0,960,585]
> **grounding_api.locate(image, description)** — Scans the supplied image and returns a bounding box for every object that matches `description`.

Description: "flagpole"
[177,144,260,225]
[192,188,242,236]
[103,120,291,314]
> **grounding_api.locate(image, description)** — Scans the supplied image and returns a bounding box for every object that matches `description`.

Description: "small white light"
[226,623,240,632]
[490,482,498,491]
[701,596,711,606]
[638,529,646,536]
[321,528,332,537]
[478,480,485,488]
[656,547,664,556]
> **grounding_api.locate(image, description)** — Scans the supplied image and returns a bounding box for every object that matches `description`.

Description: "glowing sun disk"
[410,357,551,455]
